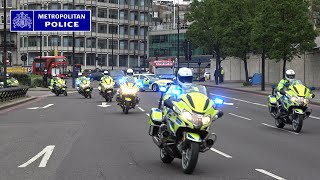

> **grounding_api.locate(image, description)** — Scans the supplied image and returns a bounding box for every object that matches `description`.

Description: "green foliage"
[31,77,43,88]
[10,74,31,86]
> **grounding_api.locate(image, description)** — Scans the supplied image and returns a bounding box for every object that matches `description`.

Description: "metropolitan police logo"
[12,12,32,29]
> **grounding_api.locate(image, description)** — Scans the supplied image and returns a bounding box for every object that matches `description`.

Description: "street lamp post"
[111,29,114,70]
[3,0,7,88]
[177,4,180,72]
[72,0,76,88]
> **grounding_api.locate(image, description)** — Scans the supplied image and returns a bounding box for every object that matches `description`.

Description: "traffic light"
[183,40,192,61]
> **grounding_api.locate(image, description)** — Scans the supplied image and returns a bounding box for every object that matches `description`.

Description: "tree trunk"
[215,47,221,70]
[282,58,287,79]
[243,58,249,82]
[261,48,266,91]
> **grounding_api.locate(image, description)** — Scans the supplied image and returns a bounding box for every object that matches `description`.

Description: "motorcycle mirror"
[164,99,174,109]
[312,94,315,98]
[271,85,276,89]
[310,87,316,91]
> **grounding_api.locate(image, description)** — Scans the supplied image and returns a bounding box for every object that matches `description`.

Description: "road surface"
[0,85,319,180]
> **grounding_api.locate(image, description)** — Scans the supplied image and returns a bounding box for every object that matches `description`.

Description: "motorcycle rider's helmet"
[103,71,109,76]
[177,67,193,89]
[78,72,82,76]
[285,69,295,82]
[6,74,9,78]
[127,69,133,76]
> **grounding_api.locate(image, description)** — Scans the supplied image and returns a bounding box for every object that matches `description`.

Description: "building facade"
[0,0,18,66]
[18,0,152,70]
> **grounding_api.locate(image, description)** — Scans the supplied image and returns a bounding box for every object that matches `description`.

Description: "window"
[129,55,138,67]
[109,0,118,4]
[98,24,108,33]
[98,8,108,18]
[0,15,3,24]
[28,36,40,47]
[91,22,96,32]
[44,36,47,46]
[86,54,95,66]
[109,39,118,49]
[88,6,96,17]
[98,39,108,49]
[63,36,73,47]
[120,0,129,5]
[140,13,145,21]
[108,55,117,67]
[75,37,85,47]
[20,37,23,47]
[48,36,61,46]
[27,3,41,10]
[139,75,146,79]
[119,55,128,67]
[109,25,118,34]
[140,0,144,6]
[98,55,108,66]
[86,38,96,48]
[140,42,145,51]
[7,0,12,7]
[129,41,135,50]
[130,0,135,6]
[48,3,61,10]
[130,27,137,36]
[120,10,128,20]
[120,25,128,35]
[98,0,107,2]
[140,27,145,36]
[24,37,28,47]
[119,40,128,50]
[63,4,72,10]
[75,5,85,9]
[109,9,118,19]
[1,0,3,8]
[130,12,138,21]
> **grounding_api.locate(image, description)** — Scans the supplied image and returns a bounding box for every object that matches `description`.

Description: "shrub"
[31,77,43,88]
[10,73,31,86]
[243,81,252,86]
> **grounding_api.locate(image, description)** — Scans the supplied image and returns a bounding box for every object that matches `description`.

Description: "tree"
[267,0,317,78]
[186,0,227,70]
[223,0,256,83]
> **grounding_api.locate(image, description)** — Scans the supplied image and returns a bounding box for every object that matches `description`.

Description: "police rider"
[99,70,114,93]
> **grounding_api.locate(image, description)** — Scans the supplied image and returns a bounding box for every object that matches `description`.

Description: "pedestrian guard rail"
[0,86,29,102]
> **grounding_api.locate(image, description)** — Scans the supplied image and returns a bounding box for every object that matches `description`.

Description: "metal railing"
[0,87,29,102]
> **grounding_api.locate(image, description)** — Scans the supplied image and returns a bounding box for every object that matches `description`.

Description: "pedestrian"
[214,68,220,85]
[43,69,48,88]
[220,67,224,83]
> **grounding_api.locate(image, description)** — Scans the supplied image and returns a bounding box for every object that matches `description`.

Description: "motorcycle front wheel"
[160,148,174,164]
[275,118,285,128]
[181,142,200,174]
[292,114,304,133]
[64,91,67,96]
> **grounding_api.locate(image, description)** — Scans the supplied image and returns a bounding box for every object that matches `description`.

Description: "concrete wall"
[210,51,320,87]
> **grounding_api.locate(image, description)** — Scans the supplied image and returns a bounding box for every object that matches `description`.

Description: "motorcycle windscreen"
[181,92,213,113]
[290,84,308,97]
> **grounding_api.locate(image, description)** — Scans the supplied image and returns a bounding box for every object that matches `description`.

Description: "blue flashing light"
[172,89,182,96]
[160,87,167,92]
[136,81,143,87]
[214,98,224,105]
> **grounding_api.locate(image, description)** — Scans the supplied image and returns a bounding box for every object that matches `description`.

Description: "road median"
[0,96,38,111]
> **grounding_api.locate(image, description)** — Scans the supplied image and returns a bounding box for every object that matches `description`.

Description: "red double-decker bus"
[32,56,68,78]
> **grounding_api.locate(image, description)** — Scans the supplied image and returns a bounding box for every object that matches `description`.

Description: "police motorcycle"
[268,80,315,133]
[99,82,115,102]
[78,78,93,98]
[116,77,140,114]
[50,78,68,96]
[148,84,224,174]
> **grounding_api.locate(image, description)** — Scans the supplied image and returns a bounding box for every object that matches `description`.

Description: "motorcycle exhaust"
[152,136,163,148]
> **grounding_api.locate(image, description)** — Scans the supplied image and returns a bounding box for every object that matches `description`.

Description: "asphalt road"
[0,84,320,180]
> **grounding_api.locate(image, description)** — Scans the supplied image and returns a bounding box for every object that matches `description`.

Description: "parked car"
[89,70,103,81]
[133,73,173,92]
[109,70,125,88]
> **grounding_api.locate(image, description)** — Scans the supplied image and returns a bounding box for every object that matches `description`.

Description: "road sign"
[10,10,91,32]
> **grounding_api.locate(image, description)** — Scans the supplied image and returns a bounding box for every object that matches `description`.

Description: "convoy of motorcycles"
[43,70,316,174]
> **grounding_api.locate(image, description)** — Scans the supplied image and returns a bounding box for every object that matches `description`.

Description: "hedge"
[0,74,44,87]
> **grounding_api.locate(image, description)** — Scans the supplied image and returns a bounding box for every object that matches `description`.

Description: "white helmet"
[177,67,193,89]
[78,72,82,76]
[127,69,133,76]
[285,69,295,81]
[103,71,109,75]
[52,74,57,77]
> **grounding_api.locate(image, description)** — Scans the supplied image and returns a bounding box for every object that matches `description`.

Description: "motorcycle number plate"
[125,97,132,101]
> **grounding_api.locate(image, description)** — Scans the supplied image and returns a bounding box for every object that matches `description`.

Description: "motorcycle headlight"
[291,96,298,102]
[202,116,211,125]
[304,98,309,104]
[182,110,192,121]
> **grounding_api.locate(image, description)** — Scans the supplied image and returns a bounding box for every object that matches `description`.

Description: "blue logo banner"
[10,10,91,32]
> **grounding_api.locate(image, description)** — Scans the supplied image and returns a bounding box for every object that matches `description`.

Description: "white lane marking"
[210,93,267,107]
[42,104,54,109]
[255,169,286,180]
[18,145,55,168]
[310,115,320,120]
[261,123,299,135]
[27,107,40,110]
[223,102,234,106]
[228,113,252,121]
[146,113,150,116]
[97,102,111,108]
[138,107,145,112]
[210,148,232,158]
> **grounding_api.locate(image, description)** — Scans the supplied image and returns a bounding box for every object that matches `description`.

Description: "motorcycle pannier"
[148,108,163,136]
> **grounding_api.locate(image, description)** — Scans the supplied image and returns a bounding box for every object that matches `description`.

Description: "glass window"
[7,0,12,7]
[24,37,28,47]
[140,13,145,21]
[109,9,118,19]
[119,55,128,67]
[108,55,118,67]
[119,25,128,35]
[109,0,118,4]
[119,40,128,50]
[130,27,135,36]
[44,36,47,46]
[88,6,96,16]
[130,12,138,21]
[120,10,128,20]
[48,3,61,9]
[129,55,138,67]
[20,37,23,47]
[98,8,108,18]
[98,0,108,2]
[98,24,108,33]
[120,0,129,5]
[109,39,118,49]
[49,36,61,46]
[75,37,85,47]
[140,42,145,51]
[63,4,72,10]
[109,25,118,34]
[28,36,40,47]
[140,27,145,36]
[75,5,85,9]
[129,41,135,50]
[91,22,96,32]
[98,39,108,49]
[86,54,95,66]
[86,38,96,48]
[140,0,144,6]
[63,36,73,47]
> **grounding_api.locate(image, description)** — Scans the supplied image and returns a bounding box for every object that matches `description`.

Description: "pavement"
[0,82,320,179]
[198,81,320,105]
